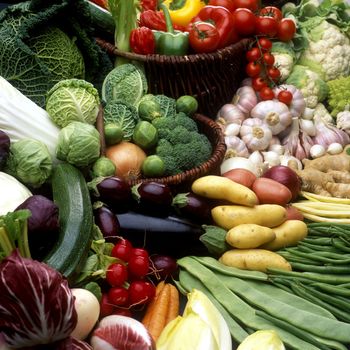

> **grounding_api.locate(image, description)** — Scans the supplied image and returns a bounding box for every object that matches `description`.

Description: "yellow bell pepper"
[162,0,205,27]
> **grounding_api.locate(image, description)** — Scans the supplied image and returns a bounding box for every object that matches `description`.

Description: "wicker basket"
[96,38,252,118]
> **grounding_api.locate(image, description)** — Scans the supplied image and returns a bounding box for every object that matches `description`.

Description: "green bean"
[311,282,350,297]
[338,282,350,288]
[178,269,249,344]
[332,239,350,253]
[290,262,350,274]
[286,249,350,265]
[177,258,323,350]
[298,241,340,253]
[268,268,350,284]
[255,310,332,350]
[311,335,349,350]
[303,237,334,245]
[278,251,317,265]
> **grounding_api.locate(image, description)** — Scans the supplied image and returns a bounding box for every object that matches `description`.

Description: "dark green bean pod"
[290,262,350,275]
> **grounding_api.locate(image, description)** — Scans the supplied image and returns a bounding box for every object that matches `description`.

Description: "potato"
[252,177,292,206]
[219,249,292,272]
[260,220,308,251]
[211,204,287,230]
[222,168,257,189]
[191,175,258,207]
[226,224,276,249]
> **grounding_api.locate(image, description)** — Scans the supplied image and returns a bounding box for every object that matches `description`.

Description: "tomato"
[277,18,296,42]
[189,22,220,53]
[262,52,275,66]
[106,263,128,287]
[232,8,256,37]
[246,62,262,77]
[128,255,150,279]
[267,66,281,81]
[209,0,235,12]
[259,6,283,21]
[108,287,129,306]
[255,16,278,37]
[257,37,272,51]
[128,281,156,306]
[232,0,258,12]
[252,77,268,91]
[278,90,293,105]
[260,87,275,100]
[246,47,261,62]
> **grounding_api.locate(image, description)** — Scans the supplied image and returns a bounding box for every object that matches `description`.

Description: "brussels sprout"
[5,139,53,188]
[56,122,101,167]
[132,121,158,150]
[92,157,116,178]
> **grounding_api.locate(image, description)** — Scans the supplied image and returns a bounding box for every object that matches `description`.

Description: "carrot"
[165,283,180,325]
[142,281,165,328]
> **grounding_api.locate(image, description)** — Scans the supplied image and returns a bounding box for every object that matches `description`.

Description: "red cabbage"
[0,250,77,348]
[55,337,93,349]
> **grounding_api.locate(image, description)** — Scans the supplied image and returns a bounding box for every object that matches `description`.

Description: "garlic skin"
[216,104,246,125]
[224,136,249,158]
[251,100,292,135]
[224,123,241,137]
[310,144,326,159]
[336,110,350,135]
[220,156,259,176]
[300,119,316,137]
[302,107,315,120]
[279,153,303,170]
[273,84,306,118]
[262,151,281,167]
[268,144,285,155]
[327,142,343,155]
[240,118,273,151]
[249,150,264,166]
[232,86,258,115]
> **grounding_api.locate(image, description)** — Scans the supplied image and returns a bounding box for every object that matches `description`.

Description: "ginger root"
[296,145,350,198]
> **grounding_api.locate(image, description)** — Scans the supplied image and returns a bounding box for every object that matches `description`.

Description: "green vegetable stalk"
[108,0,140,66]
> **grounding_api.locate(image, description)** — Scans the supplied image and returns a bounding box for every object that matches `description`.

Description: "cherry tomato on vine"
[260,86,275,100]
[252,77,268,91]
[209,0,235,12]
[246,47,261,62]
[232,8,256,37]
[189,22,220,53]
[259,6,283,21]
[106,263,128,287]
[278,90,293,105]
[262,52,275,66]
[108,287,129,306]
[267,66,281,81]
[257,37,272,51]
[128,281,155,305]
[246,62,262,77]
[255,16,278,37]
[277,18,297,42]
[232,0,258,12]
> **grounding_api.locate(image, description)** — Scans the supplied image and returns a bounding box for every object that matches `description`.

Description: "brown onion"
[262,165,301,201]
[106,142,146,181]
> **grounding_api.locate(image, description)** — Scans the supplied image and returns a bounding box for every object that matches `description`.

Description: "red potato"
[252,177,292,206]
[222,168,257,189]
[285,205,304,221]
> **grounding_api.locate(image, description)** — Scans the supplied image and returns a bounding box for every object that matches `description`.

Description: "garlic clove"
[327,142,343,155]
[268,144,285,155]
[224,122,241,136]
[310,144,326,159]
[262,151,281,167]
[301,107,315,120]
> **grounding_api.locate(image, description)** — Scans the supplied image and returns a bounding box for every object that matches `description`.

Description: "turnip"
[71,288,100,340]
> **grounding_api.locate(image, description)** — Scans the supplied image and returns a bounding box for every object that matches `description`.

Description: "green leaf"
[84,281,102,302]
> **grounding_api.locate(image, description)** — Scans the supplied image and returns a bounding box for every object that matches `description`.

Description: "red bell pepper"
[190,5,235,49]
[140,0,157,11]
[139,10,186,32]
[129,27,156,55]
[90,0,108,9]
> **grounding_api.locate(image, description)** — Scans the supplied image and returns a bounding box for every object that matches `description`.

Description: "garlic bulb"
[302,107,315,120]
[232,86,258,115]
[279,153,303,170]
[262,151,281,167]
[268,143,285,155]
[220,156,259,176]
[216,104,246,126]
[273,84,306,118]
[327,143,343,155]
[251,100,292,135]
[310,144,326,158]
[300,118,316,137]
[224,123,241,136]
[224,136,250,158]
[249,150,264,166]
[240,118,272,151]
[336,110,350,135]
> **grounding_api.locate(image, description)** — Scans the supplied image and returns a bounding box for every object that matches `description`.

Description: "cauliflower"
[271,42,297,81]
[314,103,333,123]
[286,65,329,108]
[298,20,350,81]
[327,76,350,116]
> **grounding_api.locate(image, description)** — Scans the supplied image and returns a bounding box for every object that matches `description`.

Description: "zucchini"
[43,163,93,283]
[86,0,115,37]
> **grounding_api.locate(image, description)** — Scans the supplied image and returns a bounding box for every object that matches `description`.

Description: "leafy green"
[46,79,100,129]
[83,282,102,303]
[102,63,148,106]
[104,100,139,140]
[155,95,177,118]
[5,139,53,188]
[0,0,112,107]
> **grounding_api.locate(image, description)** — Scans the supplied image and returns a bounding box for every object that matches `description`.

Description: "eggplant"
[0,130,10,170]
[116,211,207,258]
[94,205,120,242]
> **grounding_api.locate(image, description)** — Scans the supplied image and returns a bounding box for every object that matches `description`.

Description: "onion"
[262,165,301,201]
[106,142,147,181]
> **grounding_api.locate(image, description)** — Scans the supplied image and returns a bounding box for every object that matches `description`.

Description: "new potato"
[226,224,276,249]
[219,249,292,272]
[211,204,287,230]
[260,220,308,251]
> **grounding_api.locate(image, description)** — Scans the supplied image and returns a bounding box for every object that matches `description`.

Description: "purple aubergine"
[96,176,133,212]
[0,130,10,169]
[172,192,212,223]
[132,182,173,217]
[94,205,120,242]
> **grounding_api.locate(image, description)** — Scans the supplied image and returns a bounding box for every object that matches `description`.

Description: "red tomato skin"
[257,37,272,51]
[246,47,261,62]
[262,52,275,66]
[232,0,258,12]
[252,77,268,91]
[209,0,235,12]
[278,90,293,105]
[255,16,278,37]
[267,66,281,82]
[260,87,275,100]
[232,8,256,37]
[259,6,283,21]
[246,62,262,77]
[277,18,297,42]
[189,22,220,53]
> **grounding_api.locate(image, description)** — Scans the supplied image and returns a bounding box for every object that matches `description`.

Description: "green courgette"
[43,163,93,283]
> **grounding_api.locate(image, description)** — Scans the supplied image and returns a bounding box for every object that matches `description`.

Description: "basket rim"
[96,37,253,63]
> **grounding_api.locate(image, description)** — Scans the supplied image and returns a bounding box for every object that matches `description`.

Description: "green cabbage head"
[56,121,101,167]
[46,79,100,128]
[5,139,53,188]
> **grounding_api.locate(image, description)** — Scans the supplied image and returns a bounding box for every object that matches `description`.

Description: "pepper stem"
[160,3,175,34]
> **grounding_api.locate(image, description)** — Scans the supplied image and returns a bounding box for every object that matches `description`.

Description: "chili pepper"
[156,4,189,56]
[139,10,187,32]
[190,5,235,49]
[162,0,205,26]
[140,0,157,11]
[130,27,156,55]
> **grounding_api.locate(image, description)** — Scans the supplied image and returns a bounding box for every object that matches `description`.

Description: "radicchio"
[0,250,77,348]
[55,337,92,350]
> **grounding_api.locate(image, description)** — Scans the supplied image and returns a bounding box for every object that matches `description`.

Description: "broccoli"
[166,126,193,145]
[152,116,177,139]
[175,112,198,132]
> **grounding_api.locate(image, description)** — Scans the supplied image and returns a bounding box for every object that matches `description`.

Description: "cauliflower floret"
[298,21,350,81]
[271,42,297,81]
[314,103,333,123]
